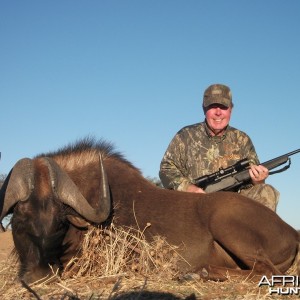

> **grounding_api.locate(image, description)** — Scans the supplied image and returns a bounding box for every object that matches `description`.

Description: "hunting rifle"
[194,149,300,193]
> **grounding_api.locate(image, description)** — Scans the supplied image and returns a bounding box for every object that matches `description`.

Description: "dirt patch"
[0,230,14,261]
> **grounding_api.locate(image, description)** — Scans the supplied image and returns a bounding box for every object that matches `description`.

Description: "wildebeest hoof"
[178,273,200,282]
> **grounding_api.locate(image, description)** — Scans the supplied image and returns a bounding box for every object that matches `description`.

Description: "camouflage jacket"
[159,121,259,191]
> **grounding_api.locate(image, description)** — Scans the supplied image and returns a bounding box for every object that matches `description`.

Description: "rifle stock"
[195,148,300,193]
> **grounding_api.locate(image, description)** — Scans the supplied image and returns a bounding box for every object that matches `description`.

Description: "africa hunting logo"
[258,275,300,295]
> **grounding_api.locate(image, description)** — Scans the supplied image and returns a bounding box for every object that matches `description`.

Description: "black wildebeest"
[0,137,299,283]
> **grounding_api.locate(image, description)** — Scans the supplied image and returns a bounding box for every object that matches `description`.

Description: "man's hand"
[186,184,206,193]
[249,165,269,185]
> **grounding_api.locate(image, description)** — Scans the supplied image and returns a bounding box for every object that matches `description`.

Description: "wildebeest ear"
[66,215,90,228]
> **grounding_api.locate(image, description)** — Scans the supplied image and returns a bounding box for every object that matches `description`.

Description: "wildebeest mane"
[34,136,141,173]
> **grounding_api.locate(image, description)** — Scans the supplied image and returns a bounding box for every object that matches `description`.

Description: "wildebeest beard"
[11,201,79,280]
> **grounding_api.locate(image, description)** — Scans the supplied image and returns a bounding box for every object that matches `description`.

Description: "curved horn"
[0,158,34,222]
[43,154,111,224]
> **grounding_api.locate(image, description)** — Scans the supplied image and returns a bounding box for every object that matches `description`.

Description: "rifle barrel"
[262,149,300,165]
[287,149,300,156]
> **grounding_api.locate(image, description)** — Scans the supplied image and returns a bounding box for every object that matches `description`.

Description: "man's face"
[205,104,232,136]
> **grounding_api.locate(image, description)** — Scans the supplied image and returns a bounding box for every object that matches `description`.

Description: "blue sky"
[1,1,300,228]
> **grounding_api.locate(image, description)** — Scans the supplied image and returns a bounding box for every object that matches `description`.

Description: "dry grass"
[0,225,299,299]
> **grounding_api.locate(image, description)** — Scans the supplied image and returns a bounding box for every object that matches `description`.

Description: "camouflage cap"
[203,84,233,108]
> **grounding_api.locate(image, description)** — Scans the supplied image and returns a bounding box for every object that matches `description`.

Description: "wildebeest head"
[0,154,111,283]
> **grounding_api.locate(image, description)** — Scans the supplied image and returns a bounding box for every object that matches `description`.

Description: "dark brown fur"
[1,137,299,283]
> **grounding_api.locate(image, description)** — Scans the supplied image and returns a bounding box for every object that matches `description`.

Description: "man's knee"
[261,184,280,211]
[240,184,280,211]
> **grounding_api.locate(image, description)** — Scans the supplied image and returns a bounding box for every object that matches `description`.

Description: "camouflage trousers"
[239,184,280,211]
